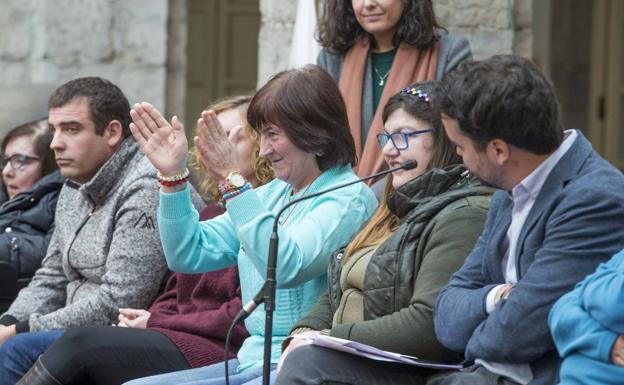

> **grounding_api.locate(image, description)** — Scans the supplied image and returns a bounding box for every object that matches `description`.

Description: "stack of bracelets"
[220,182,252,202]
[157,168,190,187]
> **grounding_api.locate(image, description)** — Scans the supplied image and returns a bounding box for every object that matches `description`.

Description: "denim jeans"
[123,359,277,385]
[0,329,64,385]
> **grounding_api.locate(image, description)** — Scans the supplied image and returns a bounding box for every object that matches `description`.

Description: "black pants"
[276,345,521,385]
[40,325,190,385]
[275,344,428,385]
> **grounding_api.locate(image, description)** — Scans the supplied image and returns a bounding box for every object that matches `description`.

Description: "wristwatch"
[218,171,247,194]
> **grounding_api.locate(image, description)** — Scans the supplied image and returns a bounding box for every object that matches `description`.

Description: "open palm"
[193,109,238,181]
[130,102,188,176]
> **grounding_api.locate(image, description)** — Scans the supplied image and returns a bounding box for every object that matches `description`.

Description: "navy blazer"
[434,132,624,385]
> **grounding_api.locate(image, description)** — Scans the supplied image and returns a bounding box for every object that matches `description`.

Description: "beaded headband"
[400,87,430,103]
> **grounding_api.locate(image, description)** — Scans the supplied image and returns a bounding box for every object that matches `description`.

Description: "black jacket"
[0,171,64,277]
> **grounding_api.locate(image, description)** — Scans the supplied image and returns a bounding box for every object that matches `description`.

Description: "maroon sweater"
[146,205,249,368]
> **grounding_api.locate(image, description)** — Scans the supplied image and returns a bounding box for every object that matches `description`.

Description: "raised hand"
[194,110,239,181]
[130,102,188,176]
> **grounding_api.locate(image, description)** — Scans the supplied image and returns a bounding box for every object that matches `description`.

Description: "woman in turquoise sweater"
[125,65,378,385]
[549,249,624,384]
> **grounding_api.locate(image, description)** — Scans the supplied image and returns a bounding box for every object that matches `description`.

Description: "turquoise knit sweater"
[158,165,377,371]
[550,249,624,384]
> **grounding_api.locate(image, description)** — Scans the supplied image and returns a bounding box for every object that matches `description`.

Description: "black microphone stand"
[222,160,417,385]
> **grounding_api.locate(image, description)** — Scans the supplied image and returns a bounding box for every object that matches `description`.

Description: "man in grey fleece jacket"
[0,77,174,383]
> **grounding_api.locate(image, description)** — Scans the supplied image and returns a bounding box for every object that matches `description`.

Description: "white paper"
[293,334,470,370]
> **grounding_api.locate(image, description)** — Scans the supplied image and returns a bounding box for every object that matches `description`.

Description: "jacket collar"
[514,131,592,254]
[0,170,65,212]
[388,164,489,218]
[77,138,139,206]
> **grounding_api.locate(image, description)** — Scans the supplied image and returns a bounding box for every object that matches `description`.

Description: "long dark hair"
[383,81,460,170]
[317,0,444,53]
[343,81,460,260]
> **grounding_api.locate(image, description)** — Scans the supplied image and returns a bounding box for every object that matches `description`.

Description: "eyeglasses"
[1,154,41,171]
[376,129,433,150]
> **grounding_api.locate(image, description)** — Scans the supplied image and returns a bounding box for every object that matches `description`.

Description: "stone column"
[257,0,297,87]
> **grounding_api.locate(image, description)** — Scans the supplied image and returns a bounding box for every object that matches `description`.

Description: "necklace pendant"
[379,79,385,86]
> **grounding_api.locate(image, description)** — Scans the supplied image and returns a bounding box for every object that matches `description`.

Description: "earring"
[315,150,324,157]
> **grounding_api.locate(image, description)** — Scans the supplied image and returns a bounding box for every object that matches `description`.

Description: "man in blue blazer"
[430,55,624,385]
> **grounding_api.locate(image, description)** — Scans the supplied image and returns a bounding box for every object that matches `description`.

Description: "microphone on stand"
[223,160,417,385]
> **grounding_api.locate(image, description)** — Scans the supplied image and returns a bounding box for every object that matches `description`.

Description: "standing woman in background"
[318,0,471,185]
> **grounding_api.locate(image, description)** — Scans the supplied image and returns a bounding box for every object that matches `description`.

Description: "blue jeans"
[0,329,64,385]
[123,359,277,385]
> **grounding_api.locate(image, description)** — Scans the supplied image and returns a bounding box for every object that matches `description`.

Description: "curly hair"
[189,95,274,202]
[317,0,444,53]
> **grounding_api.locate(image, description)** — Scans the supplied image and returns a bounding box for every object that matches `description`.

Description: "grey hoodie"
[1,138,171,332]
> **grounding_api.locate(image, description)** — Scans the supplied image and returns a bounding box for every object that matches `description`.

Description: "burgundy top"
[146,204,249,368]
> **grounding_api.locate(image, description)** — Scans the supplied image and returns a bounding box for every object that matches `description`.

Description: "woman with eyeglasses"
[274,81,493,385]
[317,0,471,189]
[0,119,63,281]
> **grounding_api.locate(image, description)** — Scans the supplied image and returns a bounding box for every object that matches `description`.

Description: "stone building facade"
[0,0,169,135]
[0,0,529,136]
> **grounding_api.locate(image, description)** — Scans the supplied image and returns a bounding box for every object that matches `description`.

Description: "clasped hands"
[129,102,239,182]
[116,308,151,329]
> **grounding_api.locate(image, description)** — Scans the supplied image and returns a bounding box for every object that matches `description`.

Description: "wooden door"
[186,0,260,133]
[589,0,624,169]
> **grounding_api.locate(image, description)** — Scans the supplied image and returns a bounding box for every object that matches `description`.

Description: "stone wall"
[257,0,533,85]
[0,0,169,135]
[435,0,514,59]
[258,0,298,86]
[0,0,535,135]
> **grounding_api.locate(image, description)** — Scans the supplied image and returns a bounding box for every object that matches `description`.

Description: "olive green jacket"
[292,165,492,362]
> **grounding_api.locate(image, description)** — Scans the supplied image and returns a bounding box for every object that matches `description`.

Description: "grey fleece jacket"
[0,138,170,332]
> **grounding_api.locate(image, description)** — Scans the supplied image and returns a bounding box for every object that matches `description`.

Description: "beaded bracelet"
[159,175,190,187]
[222,183,252,201]
[157,168,190,183]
